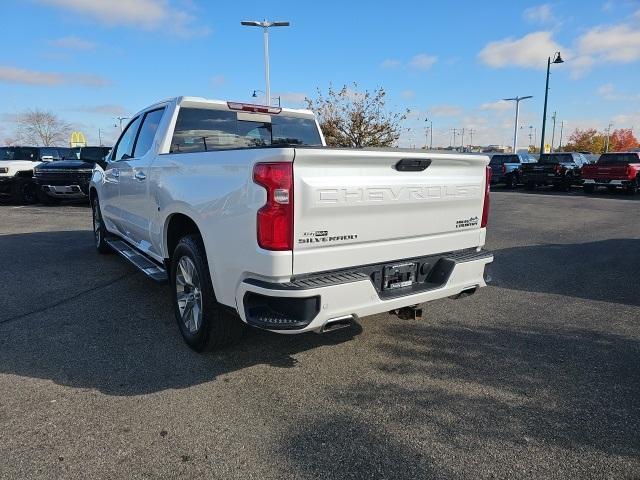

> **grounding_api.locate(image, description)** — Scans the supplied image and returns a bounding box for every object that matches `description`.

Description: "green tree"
[305,83,408,148]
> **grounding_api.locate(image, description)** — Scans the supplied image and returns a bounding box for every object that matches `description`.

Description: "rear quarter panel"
[150,148,295,307]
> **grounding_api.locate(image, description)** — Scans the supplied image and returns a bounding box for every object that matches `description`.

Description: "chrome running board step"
[106,239,168,284]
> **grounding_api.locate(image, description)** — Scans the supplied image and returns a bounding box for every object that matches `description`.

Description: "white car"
[90,96,493,351]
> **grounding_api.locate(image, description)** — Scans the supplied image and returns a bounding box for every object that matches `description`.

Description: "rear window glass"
[170,107,322,153]
[597,153,640,164]
[489,155,519,165]
[0,147,39,161]
[539,153,572,164]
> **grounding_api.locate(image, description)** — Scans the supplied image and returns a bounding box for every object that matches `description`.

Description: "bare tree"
[305,83,408,148]
[14,109,72,146]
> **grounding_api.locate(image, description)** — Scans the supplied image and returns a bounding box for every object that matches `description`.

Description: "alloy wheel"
[175,256,203,333]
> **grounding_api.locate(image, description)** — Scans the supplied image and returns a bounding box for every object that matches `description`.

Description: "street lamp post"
[115,116,130,133]
[424,118,433,149]
[540,51,564,154]
[241,20,290,106]
[252,89,281,106]
[605,122,614,152]
[503,95,533,153]
[551,111,557,152]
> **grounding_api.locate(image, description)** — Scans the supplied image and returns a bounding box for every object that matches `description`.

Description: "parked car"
[521,152,590,191]
[581,152,640,194]
[33,146,111,204]
[488,152,537,188]
[0,146,73,203]
[89,96,493,351]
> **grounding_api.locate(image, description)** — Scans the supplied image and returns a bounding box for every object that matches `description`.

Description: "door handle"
[395,158,432,172]
[134,171,146,181]
[111,169,119,178]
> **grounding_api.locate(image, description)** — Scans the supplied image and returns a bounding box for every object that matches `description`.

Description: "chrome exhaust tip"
[321,315,354,333]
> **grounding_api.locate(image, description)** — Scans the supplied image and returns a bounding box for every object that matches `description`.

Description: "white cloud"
[76,104,128,116]
[479,100,513,111]
[278,92,308,105]
[428,104,463,118]
[478,31,563,69]
[0,66,110,87]
[37,0,209,37]
[578,24,640,63]
[50,36,96,50]
[523,4,557,24]
[596,83,640,101]
[401,90,415,99]
[380,59,400,68]
[409,53,438,70]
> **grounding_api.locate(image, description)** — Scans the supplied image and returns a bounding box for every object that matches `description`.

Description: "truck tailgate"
[292,148,489,275]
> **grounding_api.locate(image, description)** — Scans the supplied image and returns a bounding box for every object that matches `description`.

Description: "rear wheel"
[626,179,638,195]
[583,184,595,194]
[507,174,518,189]
[91,196,112,254]
[170,234,245,352]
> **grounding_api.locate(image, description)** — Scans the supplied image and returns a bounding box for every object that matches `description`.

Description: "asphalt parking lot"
[1,189,639,480]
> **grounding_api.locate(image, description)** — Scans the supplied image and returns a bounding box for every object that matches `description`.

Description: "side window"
[170,108,237,153]
[133,108,165,158]
[113,116,142,161]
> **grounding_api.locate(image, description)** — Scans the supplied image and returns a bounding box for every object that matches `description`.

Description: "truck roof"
[146,96,316,118]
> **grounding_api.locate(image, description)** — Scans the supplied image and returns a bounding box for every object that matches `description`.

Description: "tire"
[524,181,536,191]
[91,196,112,254]
[507,174,518,189]
[170,234,245,352]
[625,180,638,195]
[583,184,595,194]
[13,179,37,204]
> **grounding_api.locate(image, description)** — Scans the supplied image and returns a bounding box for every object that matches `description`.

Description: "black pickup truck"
[521,152,590,191]
[33,146,111,204]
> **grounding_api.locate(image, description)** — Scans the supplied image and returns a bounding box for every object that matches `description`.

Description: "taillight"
[501,164,506,174]
[555,164,563,174]
[626,165,631,179]
[253,162,293,251]
[481,166,491,228]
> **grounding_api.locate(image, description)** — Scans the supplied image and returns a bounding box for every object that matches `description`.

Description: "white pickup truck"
[90,96,493,351]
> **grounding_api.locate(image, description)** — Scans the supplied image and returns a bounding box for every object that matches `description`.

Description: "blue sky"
[1,0,639,148]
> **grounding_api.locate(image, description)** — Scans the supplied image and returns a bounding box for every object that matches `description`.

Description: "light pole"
[252,89,281,106]
[503,95,533,153]
[550,111,558,152]
[559,121,564,151]
[605,122,614,152]
[540,51,564,154]
[241,20,290,106]
[425,118,433,149]
[98,128,103,146]
[115,116,130,133]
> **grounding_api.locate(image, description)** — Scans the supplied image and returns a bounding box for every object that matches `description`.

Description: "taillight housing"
[626,165,632,179]
[481,165,491,228]
[253,162,293,251]
[555,164,563,174]
[501,164,506,174]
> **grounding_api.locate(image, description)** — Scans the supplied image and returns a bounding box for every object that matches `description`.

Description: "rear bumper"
[522,172,566,184]
[38,184,89,199]
[583,178,630,186]
[236,249,493,334]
